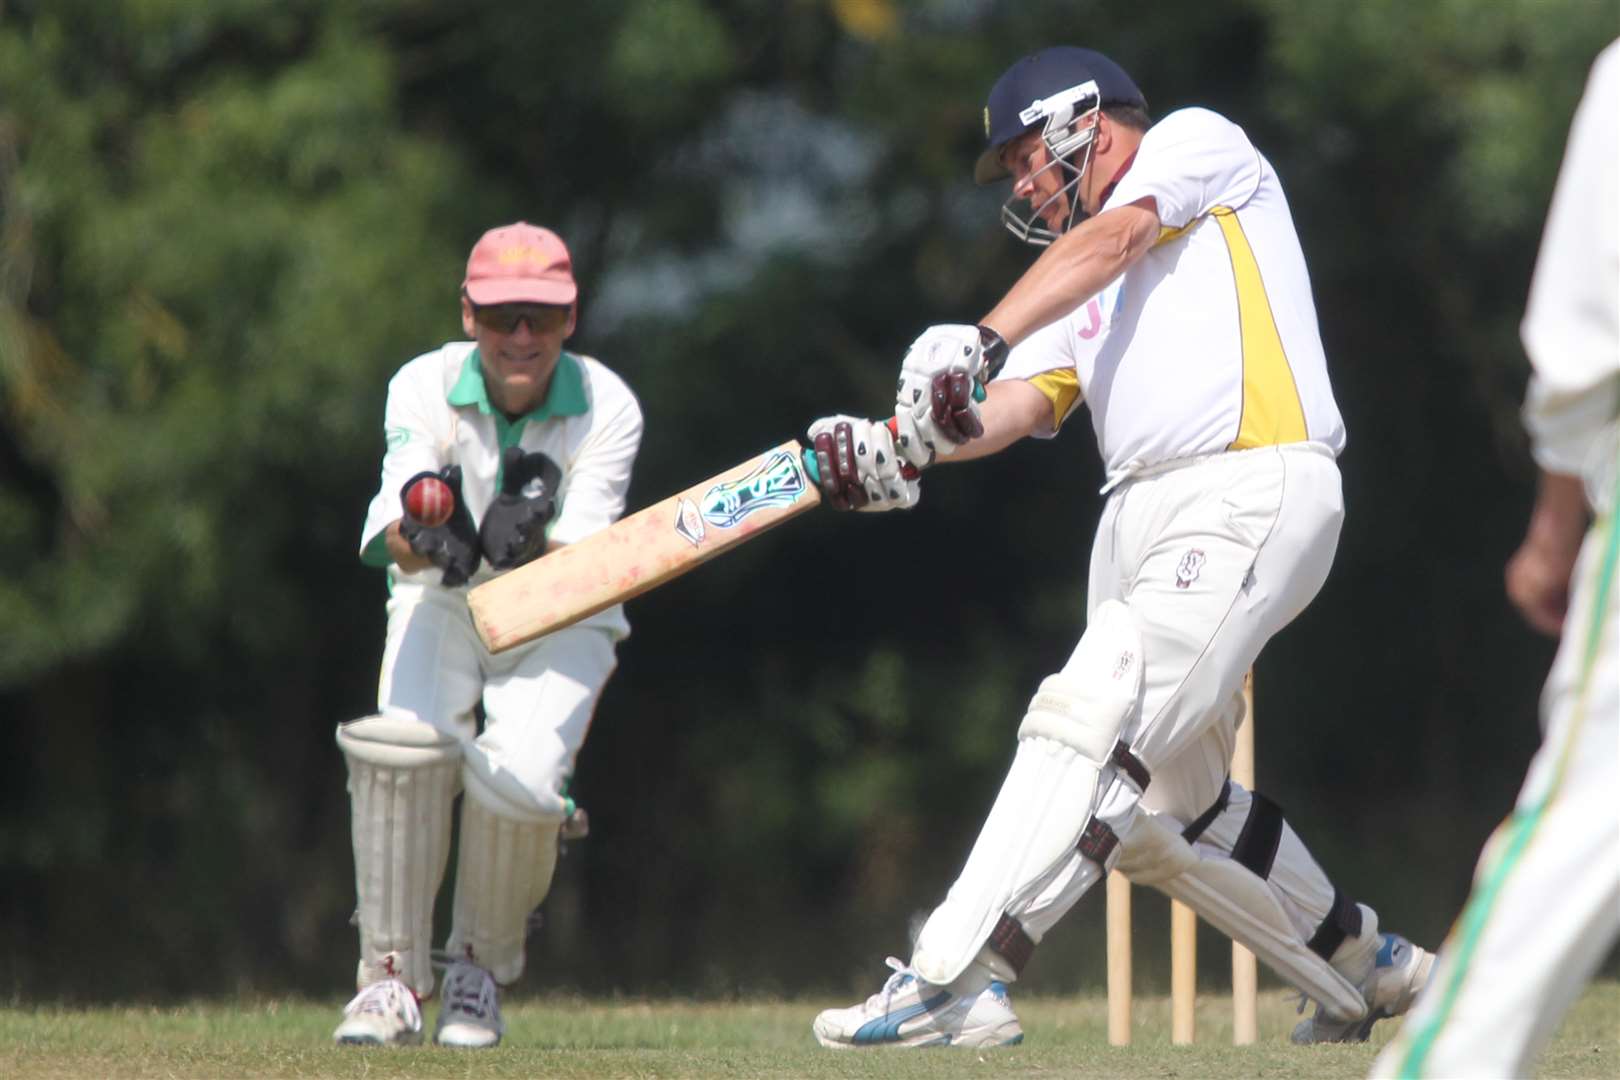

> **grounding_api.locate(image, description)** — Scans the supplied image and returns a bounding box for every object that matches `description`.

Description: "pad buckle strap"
[1307,887,1363,960]
[987,912,1036,975]
[1231,789,1284,879]
[1181,779,1232,843]
[1076,818,1119,868]
[1110,740,1151,790]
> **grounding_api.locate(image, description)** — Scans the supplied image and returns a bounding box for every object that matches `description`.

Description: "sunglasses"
[471,302,570,334]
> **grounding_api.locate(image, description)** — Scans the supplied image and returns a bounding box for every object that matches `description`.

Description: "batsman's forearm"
[940,380,1057,463]
[981,201,1159,345]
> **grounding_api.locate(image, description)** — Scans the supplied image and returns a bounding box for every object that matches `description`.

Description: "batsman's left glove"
[806,414,919,512]
[479,446,563,570]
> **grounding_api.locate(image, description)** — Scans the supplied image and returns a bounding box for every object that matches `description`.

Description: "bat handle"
[890,417,923,481]
[801,418,921,486]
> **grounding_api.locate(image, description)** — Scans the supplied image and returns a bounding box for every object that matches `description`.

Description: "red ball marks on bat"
[406,476,454,527]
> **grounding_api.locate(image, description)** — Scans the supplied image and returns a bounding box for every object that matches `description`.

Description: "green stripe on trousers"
[1396,484,1618,1078]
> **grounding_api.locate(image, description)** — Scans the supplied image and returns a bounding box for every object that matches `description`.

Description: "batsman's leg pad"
[336,713,461,996]
[1182,778,1384,1000]
[912,601,1145,987]
[1116,805,1367,1020]
[444,763,562,986]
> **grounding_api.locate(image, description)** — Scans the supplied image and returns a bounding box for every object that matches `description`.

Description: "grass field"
[5,982,1617,1079]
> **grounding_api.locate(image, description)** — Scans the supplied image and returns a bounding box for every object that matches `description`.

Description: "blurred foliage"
[1,0,1613,999]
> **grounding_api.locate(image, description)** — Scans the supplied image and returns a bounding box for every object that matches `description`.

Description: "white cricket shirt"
[359,341,643,638]
[998,107,1346,487]
[1520,41,1619,515]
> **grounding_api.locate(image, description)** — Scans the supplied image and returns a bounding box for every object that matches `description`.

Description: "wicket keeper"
[334,223,642,1047]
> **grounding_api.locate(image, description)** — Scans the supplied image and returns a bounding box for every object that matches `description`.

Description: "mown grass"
[4,982,1616,1078]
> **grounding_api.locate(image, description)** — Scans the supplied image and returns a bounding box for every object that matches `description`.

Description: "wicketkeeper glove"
[399,466,482,587]
[479,446,563,570]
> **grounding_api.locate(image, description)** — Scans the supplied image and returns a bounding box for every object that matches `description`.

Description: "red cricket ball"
[406,476,454,527]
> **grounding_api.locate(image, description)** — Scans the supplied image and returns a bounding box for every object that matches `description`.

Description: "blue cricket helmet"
[975,46,1148,184]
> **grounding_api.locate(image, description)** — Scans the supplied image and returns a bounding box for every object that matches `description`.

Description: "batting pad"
[336,714,461,997]
[445,764,561,985]
[912,601,1143,986]
[1117,810,1367,1020]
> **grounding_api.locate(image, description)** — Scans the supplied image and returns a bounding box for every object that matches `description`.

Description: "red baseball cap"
[462,222,578,306]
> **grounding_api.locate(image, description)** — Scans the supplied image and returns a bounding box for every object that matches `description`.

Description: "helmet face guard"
[998,80,1102,247]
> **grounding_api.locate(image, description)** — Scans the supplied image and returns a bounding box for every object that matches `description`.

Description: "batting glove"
[400,466,482,587]
[892,323,1010,469]
[479,447,562,570]
[807,415,919,512]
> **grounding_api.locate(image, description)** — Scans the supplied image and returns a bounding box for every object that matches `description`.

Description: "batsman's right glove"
[399,466,482,587]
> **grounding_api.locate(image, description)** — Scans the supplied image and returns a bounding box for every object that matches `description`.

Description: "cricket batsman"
[806,45,1435,1048]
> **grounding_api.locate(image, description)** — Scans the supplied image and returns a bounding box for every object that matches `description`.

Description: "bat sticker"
[467,438,824,653]
[701,450,809,529]
[674,497,707,548]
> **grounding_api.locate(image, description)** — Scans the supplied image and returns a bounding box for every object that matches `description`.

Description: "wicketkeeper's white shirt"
[998,107,1347,488]
[359,341,643,639]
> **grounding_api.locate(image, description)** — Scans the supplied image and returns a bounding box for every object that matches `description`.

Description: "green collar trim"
[448,348,589,424]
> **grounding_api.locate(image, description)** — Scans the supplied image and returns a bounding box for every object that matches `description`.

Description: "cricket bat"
[468,439,826,652]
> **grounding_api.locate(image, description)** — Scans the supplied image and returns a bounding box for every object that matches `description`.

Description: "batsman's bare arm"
[935,380,1059,463]
[982,200,1159,347]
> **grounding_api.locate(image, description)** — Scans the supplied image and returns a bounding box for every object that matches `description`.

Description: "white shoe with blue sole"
[813,957,1025,1049]
[1291,933,1435,1044]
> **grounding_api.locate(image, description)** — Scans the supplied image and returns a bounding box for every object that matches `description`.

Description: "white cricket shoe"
[434,959,505,1048]
[333,977,424,1046]
[1291,933,1435,1044]
[813,956,1025,1049]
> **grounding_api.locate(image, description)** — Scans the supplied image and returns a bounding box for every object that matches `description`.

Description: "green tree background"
[1,0,1613,1000]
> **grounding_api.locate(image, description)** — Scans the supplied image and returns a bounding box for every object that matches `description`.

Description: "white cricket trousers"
[378,582,619,814]
[1370,511,1620,1079]
[1013,442,1351,953]
[1089,442,1343,821]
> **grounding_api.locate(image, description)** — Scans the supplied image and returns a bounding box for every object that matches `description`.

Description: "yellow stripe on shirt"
[1028,367,1083,431]
[1211,206,1308,448]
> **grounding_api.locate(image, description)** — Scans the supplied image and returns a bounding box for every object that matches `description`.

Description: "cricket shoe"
[1291,933,1435,1044]
[333,977,425,1046]
[812,956,1024,1049]
[434,959,505,1048]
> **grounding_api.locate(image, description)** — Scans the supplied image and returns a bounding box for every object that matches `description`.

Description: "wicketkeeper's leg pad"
[336,713,461,997]
[1116,794,1368,1020]
[444,763,562,985]
[912,600,1146,987]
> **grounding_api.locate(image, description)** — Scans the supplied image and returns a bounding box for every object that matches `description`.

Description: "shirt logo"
[385,427,411,451]
[1078,297,1104,340]
[1175,549,1206,589]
